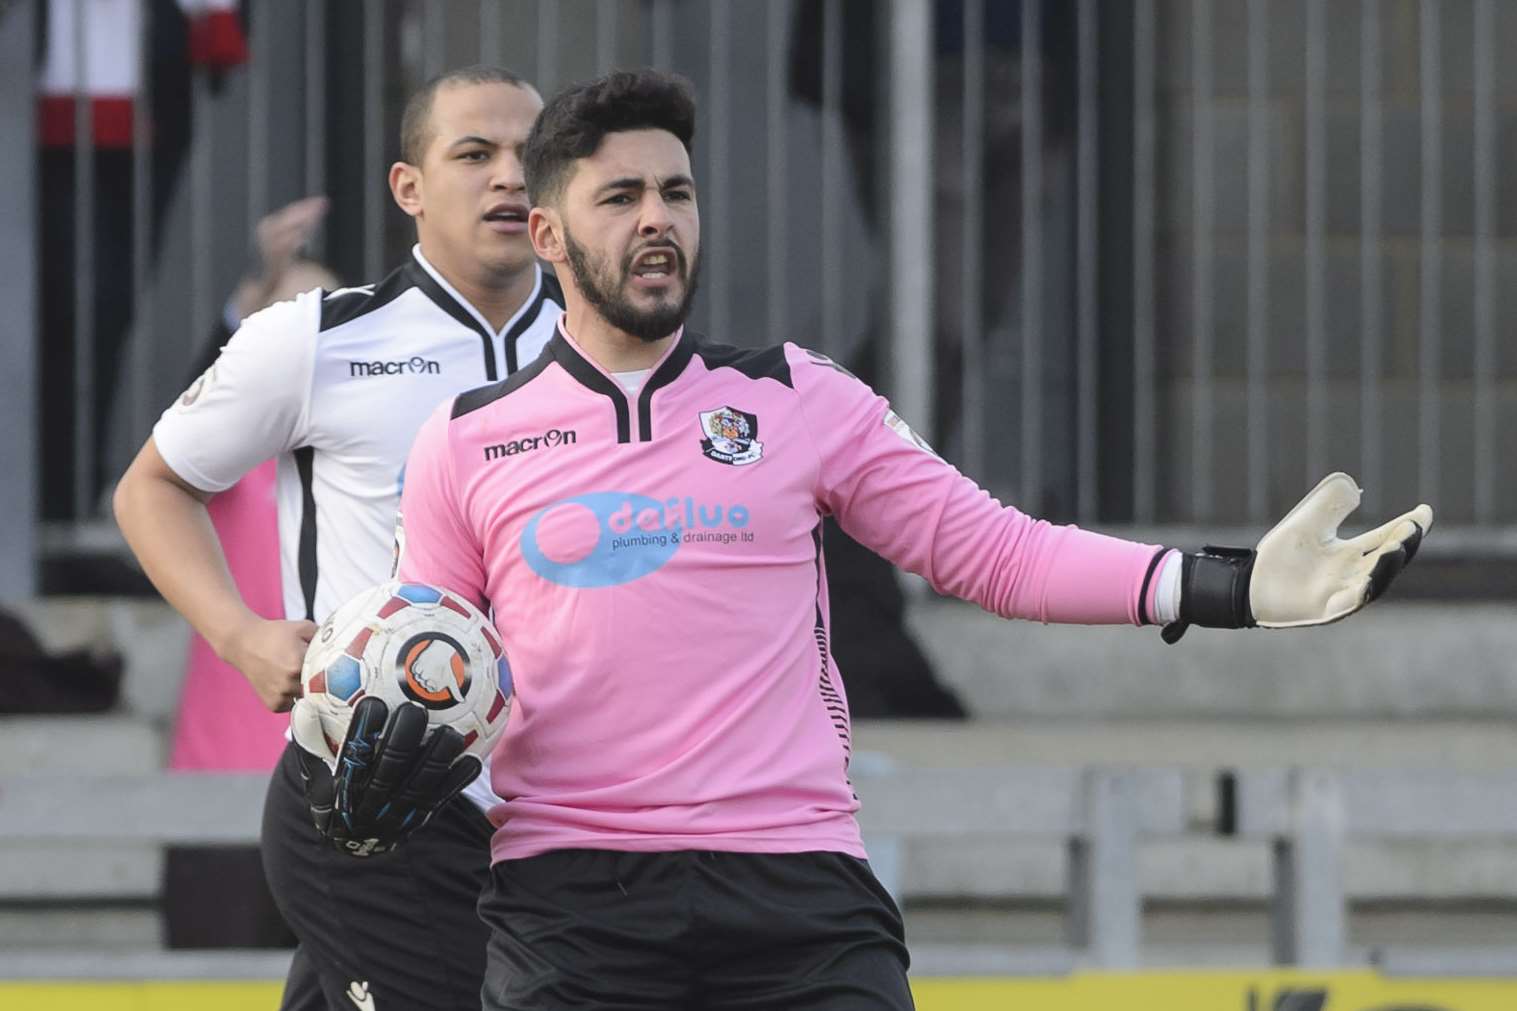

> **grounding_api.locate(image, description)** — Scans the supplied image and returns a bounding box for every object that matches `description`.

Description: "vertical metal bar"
[247,0,269,230]
[961,0,986,476]
[424,0,445,81]
[651,0,673,71]
[1246,0,1269,523]
[1360,0,1383,514]
[479,0,502,65]
[364,1,384,280]
[131,2,155,445]
[537,0,559,96]
[1020,0,1044,511]
[1271,770,1347,967]
[191,73,214,379]
[0,0,37,596]
[1075,0,1098,524]
[1067,771,1141,968]
[889,0,934,440]
[72,0,96,516]
[1190,0,1215,522]
[1305,0,1327,488]
[1473,0,1495,523]
[1133,0,1157,523]
[1419,0,1441,504]
[766,0,788,339]
[306,0,327,261]
[821,0,844,358]
[708,0,730,337]
[596,0,617,73]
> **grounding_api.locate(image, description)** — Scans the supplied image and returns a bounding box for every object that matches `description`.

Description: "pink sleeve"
[394,403,489,610]
[791,347,1171,626]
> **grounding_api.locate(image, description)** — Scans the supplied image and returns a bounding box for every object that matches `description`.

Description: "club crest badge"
[698,406,763,466]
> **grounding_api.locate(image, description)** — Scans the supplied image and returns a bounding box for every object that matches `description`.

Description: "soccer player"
[113,66,561,1010]
[391,70,1432,1009]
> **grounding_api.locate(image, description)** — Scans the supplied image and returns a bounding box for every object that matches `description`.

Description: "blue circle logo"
[521,492,682,588]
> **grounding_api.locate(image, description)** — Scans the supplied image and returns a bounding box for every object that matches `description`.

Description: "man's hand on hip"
[220,617,318,712]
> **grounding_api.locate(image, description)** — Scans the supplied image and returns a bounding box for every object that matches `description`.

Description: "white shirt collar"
[410,243,542,340]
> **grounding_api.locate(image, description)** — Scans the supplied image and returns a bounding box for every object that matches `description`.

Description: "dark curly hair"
[524,70,696,207]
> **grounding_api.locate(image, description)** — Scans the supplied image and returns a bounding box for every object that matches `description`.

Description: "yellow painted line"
[0,982,284,1010]
[911,971,1517,1011]
[5,971,1517,1010]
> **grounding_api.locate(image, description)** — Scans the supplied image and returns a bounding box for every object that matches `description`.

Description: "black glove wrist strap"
[1161,546,1258,644]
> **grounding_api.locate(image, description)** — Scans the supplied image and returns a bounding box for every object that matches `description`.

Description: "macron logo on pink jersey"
[483,428,577,461]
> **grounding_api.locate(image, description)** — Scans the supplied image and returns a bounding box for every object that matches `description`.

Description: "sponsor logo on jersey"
[698,406,763,466]
[483,428,577,461]
[521,491,755,588]
[348,356,442,378]
[346,979,377,1009]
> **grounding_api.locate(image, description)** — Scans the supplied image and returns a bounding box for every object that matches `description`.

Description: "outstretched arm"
[1161,472,1431,642]
[790,347,1430,635]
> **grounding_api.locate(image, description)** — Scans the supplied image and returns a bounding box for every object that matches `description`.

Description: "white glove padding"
[1251,472,1433,628]
[1161,472,1432,643]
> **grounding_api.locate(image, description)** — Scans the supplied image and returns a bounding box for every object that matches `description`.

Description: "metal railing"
[12,0,1516,585]
[4,764,1516,972]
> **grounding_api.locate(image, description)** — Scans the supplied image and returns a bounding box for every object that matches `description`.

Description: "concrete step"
[898,837,1517,901]
[853,717,1517,773]
[0,844,161,901]
[0,908,159,949]
[904,599,1517,719]
[0,715,162,774]
[0,948,291,980]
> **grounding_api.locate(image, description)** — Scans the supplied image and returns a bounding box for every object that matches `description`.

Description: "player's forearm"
[113,465,259,656]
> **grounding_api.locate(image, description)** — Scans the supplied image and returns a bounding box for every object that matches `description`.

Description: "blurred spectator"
[164,196,334,951]
[36,0,248,520]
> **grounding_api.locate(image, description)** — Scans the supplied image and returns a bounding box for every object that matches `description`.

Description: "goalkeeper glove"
[1162,472,1432,644]
[291,696,481,857]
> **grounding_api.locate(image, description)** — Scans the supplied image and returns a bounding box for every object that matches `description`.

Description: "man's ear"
[529,206,566,263]
[390,161,422,219]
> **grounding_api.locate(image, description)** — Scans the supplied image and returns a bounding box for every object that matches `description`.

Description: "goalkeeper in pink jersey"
[379,70,1433,1009]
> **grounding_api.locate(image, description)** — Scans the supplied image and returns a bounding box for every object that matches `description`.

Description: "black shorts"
[260,741,495,1010]
[480,849,914,1011]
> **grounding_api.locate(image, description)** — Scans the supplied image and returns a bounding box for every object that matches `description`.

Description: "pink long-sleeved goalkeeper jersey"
[397,322,1170,864]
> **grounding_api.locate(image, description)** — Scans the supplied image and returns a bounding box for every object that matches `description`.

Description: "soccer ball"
[300,580,512,762]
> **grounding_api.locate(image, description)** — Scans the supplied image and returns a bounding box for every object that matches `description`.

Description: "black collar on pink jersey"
[547,328,696,444]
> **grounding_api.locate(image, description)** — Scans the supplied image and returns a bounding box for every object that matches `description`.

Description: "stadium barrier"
[1233,767,1517,972]
[854,764,1187,968]
[4,766,1517,981]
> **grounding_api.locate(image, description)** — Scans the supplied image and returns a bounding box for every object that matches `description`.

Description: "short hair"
[523,70,696,207]
[400,65,531,166]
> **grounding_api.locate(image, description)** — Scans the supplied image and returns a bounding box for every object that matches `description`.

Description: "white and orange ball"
[300,581,512,762]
